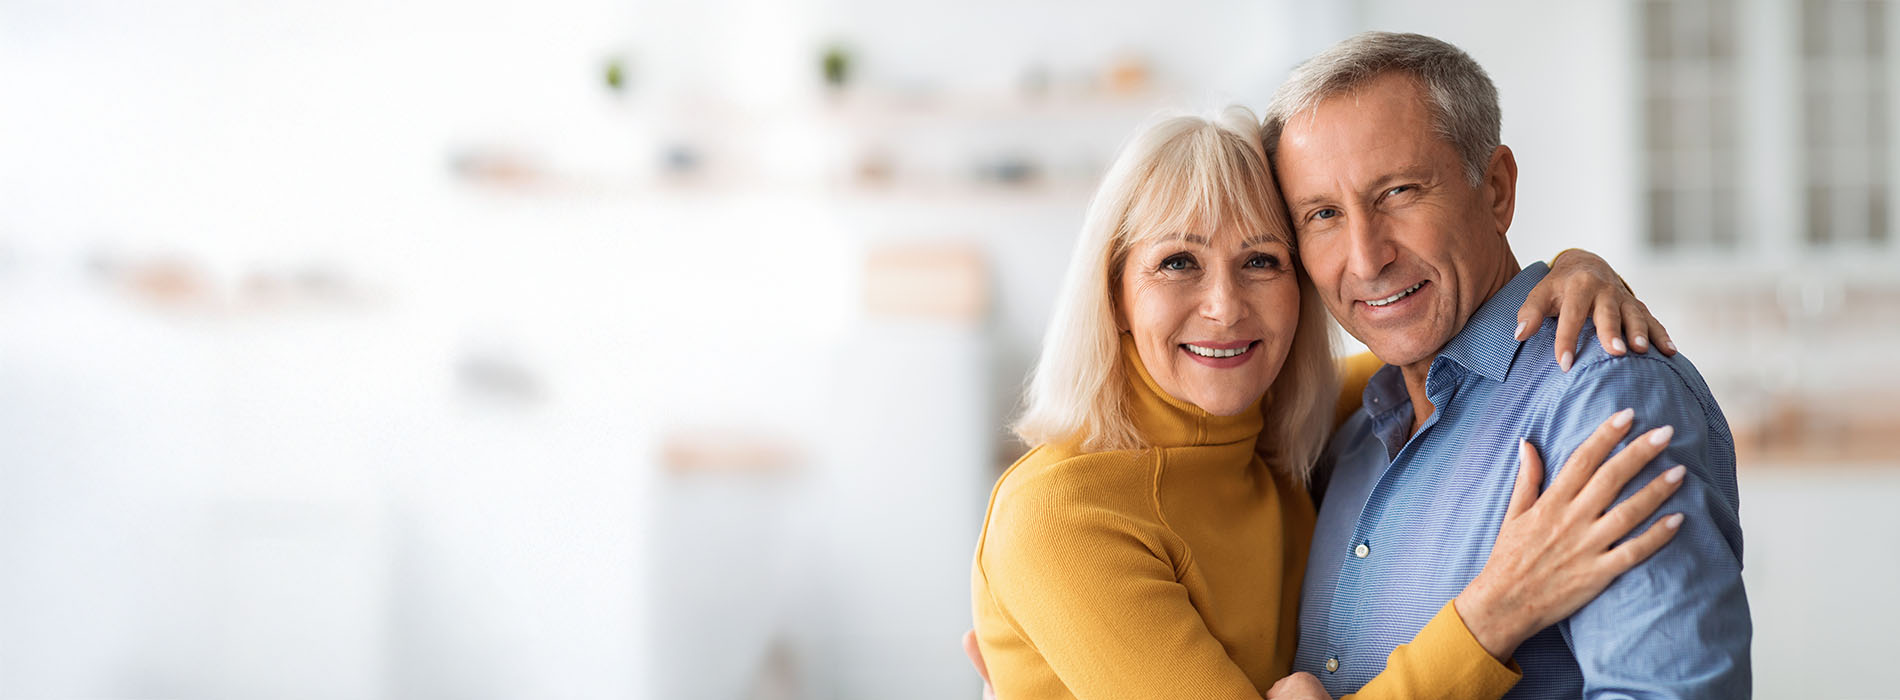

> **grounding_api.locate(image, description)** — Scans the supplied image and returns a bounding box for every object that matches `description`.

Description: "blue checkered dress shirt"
[1295,262,1751,699]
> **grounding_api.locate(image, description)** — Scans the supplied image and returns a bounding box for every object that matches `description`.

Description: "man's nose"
[1344,214,1397,283]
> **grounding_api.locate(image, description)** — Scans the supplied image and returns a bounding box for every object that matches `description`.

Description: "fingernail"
[1633,335,1648,352]
[1664,513,1684,529]
[1649,425,1675,446]
[1519,441,1531,464]
[1560,351,1574,372]
[1612,337,1627,354]
[1514,321,1527,339]
[1664,465,1686,484]
[1665,340,1678,353]
[1612,408,1634,428]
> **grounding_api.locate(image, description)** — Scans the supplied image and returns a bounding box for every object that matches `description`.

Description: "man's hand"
[962,630,996,700]
[1266,672,1333,700]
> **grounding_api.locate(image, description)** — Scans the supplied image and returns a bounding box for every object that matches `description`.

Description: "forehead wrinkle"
[1143,231,1211,246]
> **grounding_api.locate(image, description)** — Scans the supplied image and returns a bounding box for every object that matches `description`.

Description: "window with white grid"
[1641,0,1743,251]
[1801,0,1891,248]
[1638,0,1897,256]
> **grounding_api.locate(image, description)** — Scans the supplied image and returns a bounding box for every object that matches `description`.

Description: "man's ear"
[1484,144,1518,237]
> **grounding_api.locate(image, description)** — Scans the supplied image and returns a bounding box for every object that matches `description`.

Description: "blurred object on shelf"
[89,252,211,310]
[1104,52,1152,95]
[971,152,1039,187]
[660,141,704,179]
[449,146,550,190]
[1734,391,1900,465]
[853,145,896,186]
[455,344,545,406]
[240,262,373,309]
[603,54,630,95]
[1649,271,1900,468]
[821,43,854,89]
[86,249,384,316]
[660,428,805,475]
[863,241,988,322]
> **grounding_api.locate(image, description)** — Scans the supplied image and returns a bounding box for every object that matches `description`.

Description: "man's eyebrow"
[1286,165,1439,213]
[1287,194,1334,214]
[1370,165,1436,191]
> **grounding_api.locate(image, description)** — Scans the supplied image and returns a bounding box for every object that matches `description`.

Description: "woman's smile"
[1180,339,1262,368]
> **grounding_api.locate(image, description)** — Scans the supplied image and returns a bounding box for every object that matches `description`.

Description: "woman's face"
[1116,225,1301,417]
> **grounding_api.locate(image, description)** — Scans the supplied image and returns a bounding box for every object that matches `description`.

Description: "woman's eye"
[1246,254,1281,269]
[1161,254,1195,271]
[1312,208,1340,221]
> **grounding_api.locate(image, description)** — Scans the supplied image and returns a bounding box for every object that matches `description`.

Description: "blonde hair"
[1013,106,1340,482]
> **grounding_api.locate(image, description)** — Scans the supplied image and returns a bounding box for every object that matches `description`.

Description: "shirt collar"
[1434,261,1549,384]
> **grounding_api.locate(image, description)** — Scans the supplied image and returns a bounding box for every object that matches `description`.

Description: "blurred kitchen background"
[2,0,1897,698]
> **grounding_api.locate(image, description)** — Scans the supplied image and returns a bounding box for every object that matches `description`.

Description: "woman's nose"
[1199,273,1248,325]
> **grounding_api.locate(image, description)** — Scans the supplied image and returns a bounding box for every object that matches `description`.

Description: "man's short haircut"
[1263,31,1501,186]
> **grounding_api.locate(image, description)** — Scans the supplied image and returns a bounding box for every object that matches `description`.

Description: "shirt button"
[1354,543,1370,559]
[1326,657,1340,673]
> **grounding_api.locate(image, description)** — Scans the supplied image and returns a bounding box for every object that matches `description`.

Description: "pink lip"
[1182,339,1254,349]
[1179,340,1260,369]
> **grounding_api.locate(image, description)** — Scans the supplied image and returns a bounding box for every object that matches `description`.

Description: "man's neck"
[1396,254,1522,436]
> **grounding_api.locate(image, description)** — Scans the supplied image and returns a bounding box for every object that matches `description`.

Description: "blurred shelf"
[816,88,1173,127]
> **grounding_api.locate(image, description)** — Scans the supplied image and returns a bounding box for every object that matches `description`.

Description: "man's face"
[1274,71,1516,370]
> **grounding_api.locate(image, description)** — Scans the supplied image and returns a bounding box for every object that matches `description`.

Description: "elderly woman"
[967,108,1683,700]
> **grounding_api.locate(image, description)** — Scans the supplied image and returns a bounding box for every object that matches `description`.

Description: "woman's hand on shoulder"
[1452,408,1685,660]
[1517,248,1677,371]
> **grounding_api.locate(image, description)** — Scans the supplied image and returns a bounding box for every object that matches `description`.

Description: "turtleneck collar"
[1119,333,1265,449]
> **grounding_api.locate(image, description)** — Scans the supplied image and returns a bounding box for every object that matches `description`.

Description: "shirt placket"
[1324,358,1467,682]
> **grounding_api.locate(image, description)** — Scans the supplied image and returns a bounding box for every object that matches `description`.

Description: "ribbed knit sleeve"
[1341,602,1522,700]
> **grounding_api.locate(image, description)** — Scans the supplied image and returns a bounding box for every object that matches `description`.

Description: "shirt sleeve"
[1538,354,1753,699]
[977,482,1265,700]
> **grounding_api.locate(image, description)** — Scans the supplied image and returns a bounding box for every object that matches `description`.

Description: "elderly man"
[1266,32,1749,698]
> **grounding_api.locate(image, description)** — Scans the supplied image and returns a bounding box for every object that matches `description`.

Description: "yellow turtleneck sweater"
[970,343,1521,700]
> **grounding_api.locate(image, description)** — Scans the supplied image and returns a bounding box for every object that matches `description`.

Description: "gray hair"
[1263,32,1501,186]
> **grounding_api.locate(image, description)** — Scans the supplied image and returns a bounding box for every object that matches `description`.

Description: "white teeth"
[1366,281,1425,307]
[1185,343,1249,358]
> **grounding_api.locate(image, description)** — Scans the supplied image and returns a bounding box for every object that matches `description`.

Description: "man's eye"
[1387,185,1414,197]
[1161,254,1195,271]
[1313,208,1340,221]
